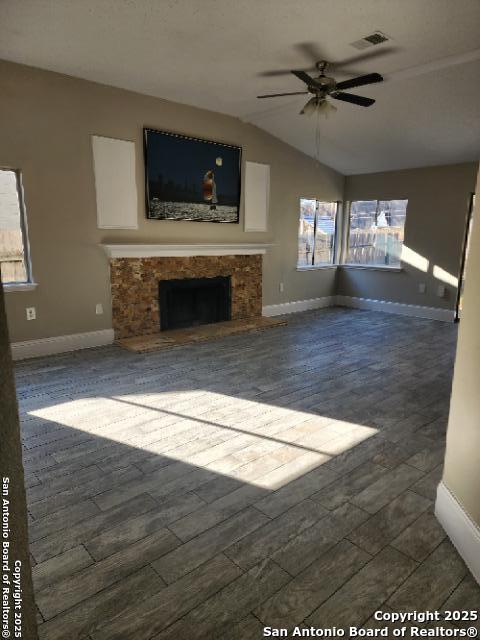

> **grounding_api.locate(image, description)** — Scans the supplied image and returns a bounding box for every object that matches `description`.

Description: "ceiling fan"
[257,60,383,115]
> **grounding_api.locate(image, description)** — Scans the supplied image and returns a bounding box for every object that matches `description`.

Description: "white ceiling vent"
[350,31,390,50]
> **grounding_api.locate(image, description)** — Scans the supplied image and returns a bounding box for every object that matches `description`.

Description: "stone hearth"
[110,255,262,339]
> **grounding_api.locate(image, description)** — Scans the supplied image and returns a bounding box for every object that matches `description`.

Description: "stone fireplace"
[103,244,268,339]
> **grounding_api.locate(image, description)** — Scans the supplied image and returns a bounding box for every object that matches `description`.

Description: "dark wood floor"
[15,307,480,639]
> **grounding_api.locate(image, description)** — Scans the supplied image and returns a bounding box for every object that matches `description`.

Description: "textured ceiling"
[1,0,479,173]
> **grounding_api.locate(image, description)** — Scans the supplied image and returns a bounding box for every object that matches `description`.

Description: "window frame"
[342,198,408,270]
[297,198,339,270]
[1,168,35,289]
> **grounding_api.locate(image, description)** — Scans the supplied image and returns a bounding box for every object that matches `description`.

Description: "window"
[347,199,408,267]
[298,199,337,267]
[0,169,32,285]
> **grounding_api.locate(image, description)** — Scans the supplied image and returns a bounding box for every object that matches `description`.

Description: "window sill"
[340,264,402,273]
[3,282,38,292]
[297,265,338,271]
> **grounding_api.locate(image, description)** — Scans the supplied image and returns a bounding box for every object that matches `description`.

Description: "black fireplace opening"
[159,276,231,331]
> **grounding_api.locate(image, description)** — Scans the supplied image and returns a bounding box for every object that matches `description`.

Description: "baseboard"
[335,295,455,322]
[262,296,334,317]
[9,295,454,359]
[262,294,455,321]
[11,329,114,361]
[435,481,480,584]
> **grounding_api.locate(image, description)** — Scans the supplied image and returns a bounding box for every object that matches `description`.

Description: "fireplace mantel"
[101,243,271,259]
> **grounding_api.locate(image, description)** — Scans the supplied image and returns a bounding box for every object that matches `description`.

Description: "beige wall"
[1,60,343,342]
[442,167,480,526]
[338,163,478,309]
[3,59,476,344]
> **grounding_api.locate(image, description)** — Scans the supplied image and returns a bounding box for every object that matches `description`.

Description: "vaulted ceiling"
[1,0,479,174]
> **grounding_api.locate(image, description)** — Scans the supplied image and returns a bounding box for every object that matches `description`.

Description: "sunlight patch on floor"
[27,390,378,489]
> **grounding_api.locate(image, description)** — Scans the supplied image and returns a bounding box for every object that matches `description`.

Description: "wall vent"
[350,31,390,50]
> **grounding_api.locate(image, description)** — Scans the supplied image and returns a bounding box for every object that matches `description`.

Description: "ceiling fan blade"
[259,45,398,78]
[259,42,324,78]
[291,69,316,85]
[294,42,326,64]
[333,46,399,69]
[257,91,309,98]
[259,68,308,77]
[335,73,383,90]
[332,92,375,107]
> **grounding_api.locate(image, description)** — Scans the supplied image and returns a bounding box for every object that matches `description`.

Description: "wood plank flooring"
[14,307,480,639]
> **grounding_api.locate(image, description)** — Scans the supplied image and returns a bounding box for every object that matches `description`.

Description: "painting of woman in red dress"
[203,170,217,210]
[144,128,241,223]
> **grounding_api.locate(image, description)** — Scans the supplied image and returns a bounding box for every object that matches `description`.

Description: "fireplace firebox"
[159,276,231,331]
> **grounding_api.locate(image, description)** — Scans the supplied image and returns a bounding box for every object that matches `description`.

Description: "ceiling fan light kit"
[300,97,337,117]
[258,55,384,116]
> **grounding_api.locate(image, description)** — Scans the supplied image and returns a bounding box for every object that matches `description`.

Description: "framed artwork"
[144,128,241,223]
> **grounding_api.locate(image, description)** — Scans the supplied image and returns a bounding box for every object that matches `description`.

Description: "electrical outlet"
[26,307,36,321]
[279,282,284,293]
[437,285,446,298]
[418,283,426,294]
[95,303,104,315]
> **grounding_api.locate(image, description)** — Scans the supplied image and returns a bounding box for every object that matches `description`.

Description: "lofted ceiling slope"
[1,0,479,174]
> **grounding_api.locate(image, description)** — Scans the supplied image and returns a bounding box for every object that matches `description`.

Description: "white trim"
[335,295,455,322]
[262,294,455,321]
[3,282,38,292]
[435,481,480,584]
[263,296,334,317]
[340,264,403,272]
[11,329,114,361]
[101,243,271,259]
[296,265,338,271]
